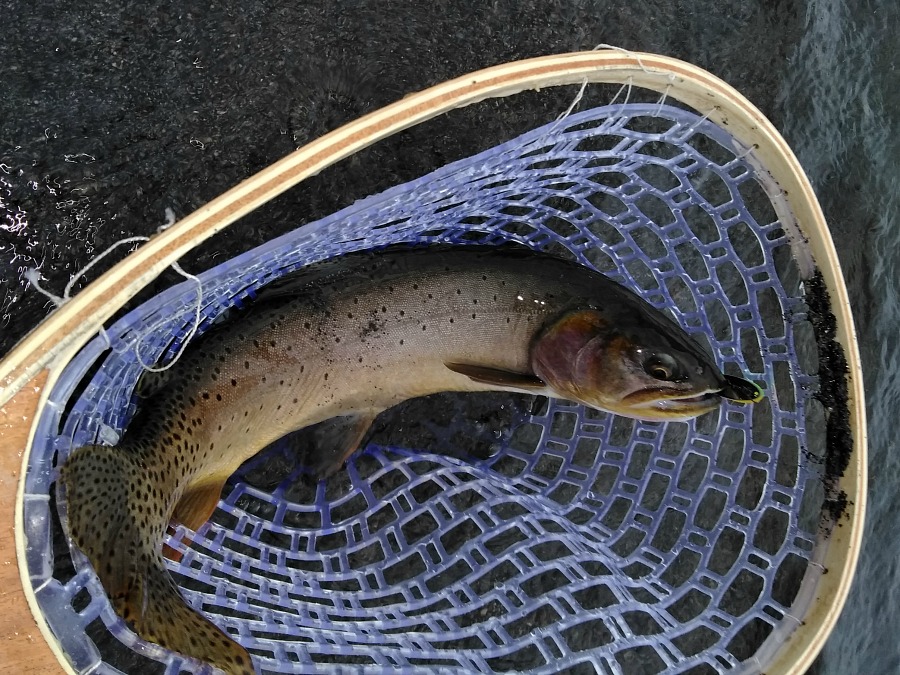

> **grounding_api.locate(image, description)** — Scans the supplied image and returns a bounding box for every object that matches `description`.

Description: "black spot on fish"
[304,322,311,329]
[231,379,237,387]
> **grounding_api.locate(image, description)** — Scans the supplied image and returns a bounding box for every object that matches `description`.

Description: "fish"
[61,244,761,674]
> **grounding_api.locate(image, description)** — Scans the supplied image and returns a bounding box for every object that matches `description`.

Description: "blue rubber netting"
[23,103,829,675]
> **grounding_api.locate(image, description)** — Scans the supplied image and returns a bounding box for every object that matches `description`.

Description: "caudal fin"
[62,445,255,674]
[132,562,256,675]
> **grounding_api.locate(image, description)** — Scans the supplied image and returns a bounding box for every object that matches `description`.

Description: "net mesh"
[23,103,829,674]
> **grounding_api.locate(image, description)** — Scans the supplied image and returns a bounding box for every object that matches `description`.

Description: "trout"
[62,244,760,674]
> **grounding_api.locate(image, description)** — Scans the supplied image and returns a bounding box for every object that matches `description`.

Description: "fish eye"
[643,353,679,381]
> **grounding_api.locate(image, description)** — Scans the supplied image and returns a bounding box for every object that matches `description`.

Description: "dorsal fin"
[133,367,174,399]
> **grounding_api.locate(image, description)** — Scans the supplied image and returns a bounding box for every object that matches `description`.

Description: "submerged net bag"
[11,53,862,675]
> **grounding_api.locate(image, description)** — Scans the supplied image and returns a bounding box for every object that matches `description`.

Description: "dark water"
[781,1,900,673]
[0,0,896,672]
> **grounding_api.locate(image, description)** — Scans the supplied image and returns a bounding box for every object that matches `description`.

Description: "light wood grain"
[0,370,66,673]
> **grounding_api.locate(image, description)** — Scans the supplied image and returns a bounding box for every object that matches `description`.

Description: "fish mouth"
[650,376,764,411]
[624,387,719,408]
[629,374,764,409]
[615,375,763,420]
[615,389,723,420]
[648,391,722,414]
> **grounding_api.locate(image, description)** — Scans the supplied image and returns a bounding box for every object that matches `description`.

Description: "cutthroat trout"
[62,244,760,674]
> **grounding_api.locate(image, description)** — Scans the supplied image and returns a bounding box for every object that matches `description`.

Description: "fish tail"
[62,445,255,674]
[136,562,256,675]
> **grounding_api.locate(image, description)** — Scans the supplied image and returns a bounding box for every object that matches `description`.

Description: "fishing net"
[22,101,845,674]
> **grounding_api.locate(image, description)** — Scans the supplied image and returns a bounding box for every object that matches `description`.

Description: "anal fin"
[164,477,226,562]
[445,362,545,390]
[172,478,226,531]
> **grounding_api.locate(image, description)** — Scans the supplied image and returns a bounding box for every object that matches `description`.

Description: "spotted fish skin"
[62,244,736,674]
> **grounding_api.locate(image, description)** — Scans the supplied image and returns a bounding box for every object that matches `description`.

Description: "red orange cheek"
[532,310,608,386]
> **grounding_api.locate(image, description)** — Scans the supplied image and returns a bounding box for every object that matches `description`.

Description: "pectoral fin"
[445,362,546,390]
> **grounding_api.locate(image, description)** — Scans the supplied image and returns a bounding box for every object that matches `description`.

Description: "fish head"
[531,306,749,421]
